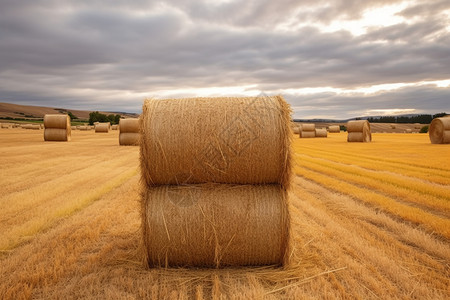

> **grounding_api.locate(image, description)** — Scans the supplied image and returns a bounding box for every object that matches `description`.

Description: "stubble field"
[0,128,448,299]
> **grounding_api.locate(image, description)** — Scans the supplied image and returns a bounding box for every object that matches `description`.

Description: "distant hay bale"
[315,128,328,137]
[111,124,118,130]
[405,129,412,133]
[142,184,289,267]
[300,123,315,138]
[429,117,450,144]
[414,123,421,129]
[328,125,340,133]
[79,126,88,131]
[140,96,292,268]
[347,120,371,142]
[292,126,300,134]
[140,97,292,186]
[95,123,110,133]
[1,123,11,129]
[29,125,41,130]
[71,126,76,130]
[119,118,139,146]
[44,114,71,141]
[390,124,396,129]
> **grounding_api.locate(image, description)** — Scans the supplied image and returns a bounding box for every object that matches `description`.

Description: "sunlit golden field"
[0,128,449,299]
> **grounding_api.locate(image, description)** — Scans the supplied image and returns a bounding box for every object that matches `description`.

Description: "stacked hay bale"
[140,96,292,268]
[300,123,315,138]
[44,114,71,141]
[328,125,340,133]
[119,118,139,146]
[429,117,450,144]
[95,122,110,133]
[347,120,372,142]
[315,128,328,137]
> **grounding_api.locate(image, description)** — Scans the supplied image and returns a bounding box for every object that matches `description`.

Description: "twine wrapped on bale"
[315,128,327,137]
[300,123,315,138]
[95,122,110,133]
[140,96,292,268]
[328,125,340,133]
[119,118,139,146]
[347,120,371,142]
[44,114,71,141]
[429,117,450,144]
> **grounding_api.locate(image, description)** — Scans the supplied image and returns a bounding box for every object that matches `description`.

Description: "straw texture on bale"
[301,124,315,131]
[141,184,289,267]
[119,133,140,146]
[429,117,450,144]
[347,120,371,143]
[140,96,293,268]
[95,123,110,133]
[44,114,71,141]
[315,128,328,137]
[300,131,315,138]
[140,96,292,187]
[328,125,340,133]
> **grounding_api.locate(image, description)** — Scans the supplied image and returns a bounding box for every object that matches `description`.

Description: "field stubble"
[0,129,449,299]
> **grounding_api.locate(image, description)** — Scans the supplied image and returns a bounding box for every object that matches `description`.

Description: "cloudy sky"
[1,0,449,119]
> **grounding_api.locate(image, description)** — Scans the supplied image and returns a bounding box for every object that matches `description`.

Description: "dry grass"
[0,129,449,299]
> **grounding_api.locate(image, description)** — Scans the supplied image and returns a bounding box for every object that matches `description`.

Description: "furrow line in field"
[295,154,450,216]
[297,145,450,182]
[291,177,450,294]
[0,155,137,225]
[294,166,450,240]
[0,167,138,251]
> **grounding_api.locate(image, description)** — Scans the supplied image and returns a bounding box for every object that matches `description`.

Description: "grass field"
[0,128,449,299]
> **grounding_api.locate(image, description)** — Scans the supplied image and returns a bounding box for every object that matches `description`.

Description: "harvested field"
[0,129,449,299]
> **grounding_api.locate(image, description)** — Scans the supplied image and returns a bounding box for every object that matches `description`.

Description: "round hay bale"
[405,129,412,133]
[429,117,450,144]
[1,123,11,129]
[328,125,340,133]
[44,114,70,129]
[119,118,139,133]
[44,115,71,141]
[142,184,289,268]
[300,131,316,138]
[111,124,118,130]
[30,124,41,130]
[292,126,300,134]
[315,128,327,137]
[79,126,88,131]
[390,124,396,129]
[347,120,371,142]
[301,124,315,131]
[71,126,76,130]
[140,96,292,186]
[119,132,139,146]
[95,123,110,133]
[414,123,421,129]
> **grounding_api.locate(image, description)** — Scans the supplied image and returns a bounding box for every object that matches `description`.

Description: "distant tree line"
[367,112,447,124]
[88,111,121,125]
